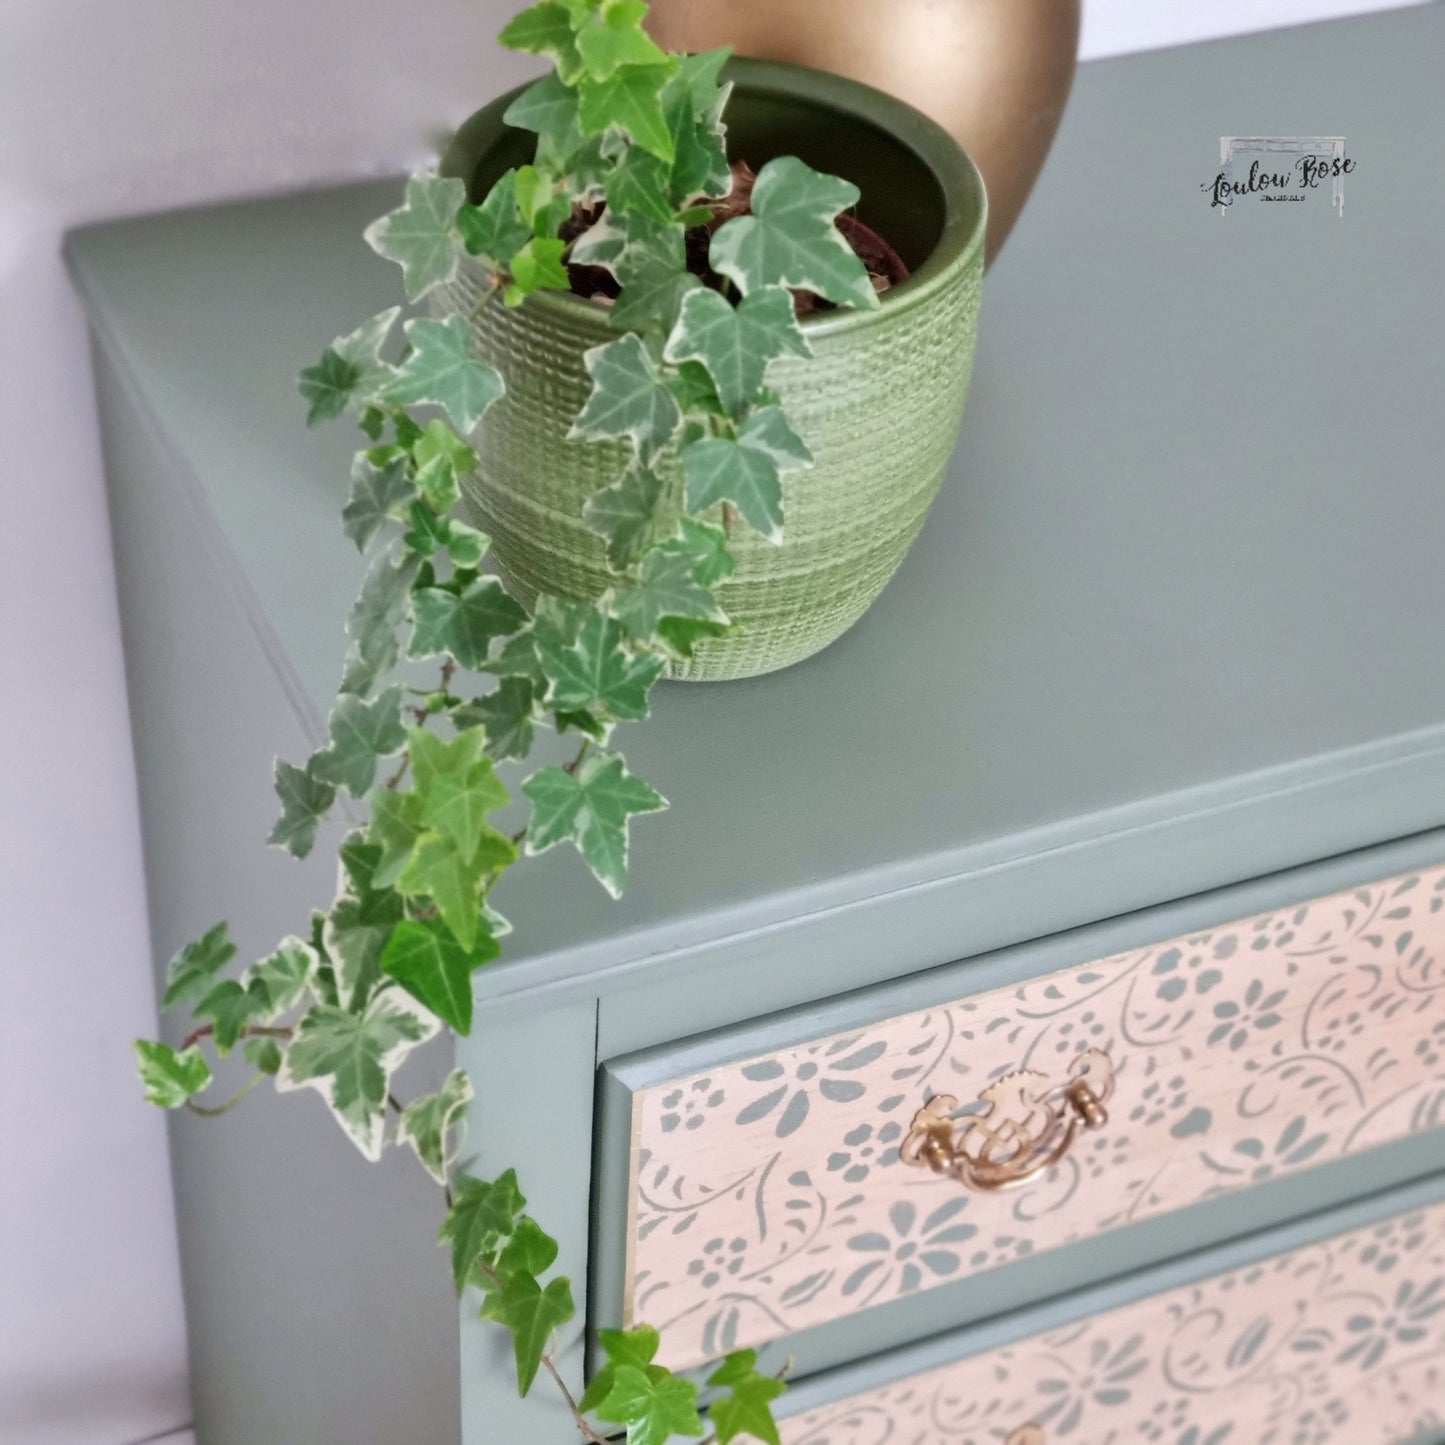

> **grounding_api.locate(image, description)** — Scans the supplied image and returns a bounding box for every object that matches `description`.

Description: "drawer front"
[618,862,1445,1367]
[778,1196,1445,1444]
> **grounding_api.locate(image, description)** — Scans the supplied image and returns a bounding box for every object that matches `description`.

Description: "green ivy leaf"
[397,1068,474,1184]
[382,317,505,435]
[513,166,574,237]
[324,842,405,1010]
[243,936,319,1015]
[667,359,725,416]
[536,609,665,720]
[410,727,512,863]
[664,49,732,201]
[441,1169,527,1293]
[447,519,490,570]
[596,1364,703,1445]
[578,63,677,163]
[342,455,415,553]
[498,2,584,83]
[607,545,728,642]
[409,579,530,670]
[707,1350,785,1445]
[577,0,668,80]
[523,750,666,897]
[663,285,810,414]
[458,169,535,268]
[582,461,678,570]
[709,156,880,311]
[504,238,571,307]
[160,921,236,1010]
[453,677,537,762]
[569,333,681,465]
[193,978,273,1055]
[312,685,407,797]
[578,1325,661,1413]
[397,827,515,953]
[480,1271,577,1396]
[495,1215,560,1279]
[367,788,426,888]
[666,517,737,587]
[243,1036,284,1076]
[382,916,497,1033]
[504,73,583,164]
[340,549,421,698]
[135,1040,212,1109]
[268,757,338,858]
[413,418,479,502]
[605,146,676,224]
[297,307,401,425]
[681,405,812,543]
[278,989,439,1160]
[364,173,467,302]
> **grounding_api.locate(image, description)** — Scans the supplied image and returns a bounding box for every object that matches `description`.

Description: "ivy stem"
[468,275,503,322]
[181,1021,293,1053]
[185,1073,264,1117]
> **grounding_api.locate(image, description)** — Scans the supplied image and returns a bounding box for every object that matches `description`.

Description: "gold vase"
[646,0,1080,265]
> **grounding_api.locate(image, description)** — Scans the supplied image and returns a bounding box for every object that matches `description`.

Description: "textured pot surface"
[438,59,985,681]
[646,0,1079,266]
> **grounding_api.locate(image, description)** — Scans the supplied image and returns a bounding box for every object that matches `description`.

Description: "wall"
[0,2,1428,1442]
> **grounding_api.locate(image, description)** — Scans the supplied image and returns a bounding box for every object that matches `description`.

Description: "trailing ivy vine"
[135,1,880,1439]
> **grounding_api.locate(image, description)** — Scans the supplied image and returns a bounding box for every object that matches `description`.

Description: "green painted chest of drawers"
[67,6,1445,1442]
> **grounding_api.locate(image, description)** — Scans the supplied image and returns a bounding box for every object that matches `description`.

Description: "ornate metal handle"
[900,1048,1115,1193]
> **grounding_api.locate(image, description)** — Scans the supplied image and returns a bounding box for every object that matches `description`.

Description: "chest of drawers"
[67,5,1445,1443]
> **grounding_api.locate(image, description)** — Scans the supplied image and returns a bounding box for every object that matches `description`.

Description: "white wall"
[0,2,1428,1442]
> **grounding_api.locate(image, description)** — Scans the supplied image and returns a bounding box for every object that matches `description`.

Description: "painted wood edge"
[770,1165,1445,1423]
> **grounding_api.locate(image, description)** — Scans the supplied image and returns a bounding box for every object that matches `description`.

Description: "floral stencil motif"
[778,1202,1445,1443]
[624,863,1445,1368]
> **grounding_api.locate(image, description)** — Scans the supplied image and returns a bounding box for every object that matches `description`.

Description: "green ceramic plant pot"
[438,58,986,681]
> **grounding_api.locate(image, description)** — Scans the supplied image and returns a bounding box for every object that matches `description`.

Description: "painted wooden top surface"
[68,6,1445,998]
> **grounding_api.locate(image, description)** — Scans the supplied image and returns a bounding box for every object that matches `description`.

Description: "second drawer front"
[779,1195,1445,1444]
[620,862,1445,1367]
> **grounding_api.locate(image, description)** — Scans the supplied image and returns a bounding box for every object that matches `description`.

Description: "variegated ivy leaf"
[504,73,584,167]
[342,455,415,553]
[408,578,529,670]
[311,685,407,797]
[397,826,516,954]
[339,549,421,698]
[457,169,534,268]
[668,517,737,587]
[582,461,678,570]
[536,609,665,720]
[323,887,403,1014]
[441,1168,527,1293]
[381,914,500,1034]
[364,173,467,302]
[297,307,401,425]
[243,1037,284,1076]
[604,145,676,224]
[710,156,880,311]
[452,676,537,762]
[504,237,570,307]
[242,936,319,1016]
[268,757,338,858]
[596,1365,704,1445]
[707,1350,786,1445]
[523,750,666,898]
[277,988,439,1161]
[382,317,505,435]
[161,921,236,1009]
[497,2,584,83]
[609,216,701,333]
[663,285,810,414]
[135,1041,212,1109]
[569,333,681,465]
[568,208,628,272]
[663,49,733,202]
[576,0,668,81]
[446,520,490,571]
[682,405,812,543]
[578,62,677,164]
[410,726,511,863]
[397,1068,473,1184]
[193,977,272,1055]
[608,544,728,642]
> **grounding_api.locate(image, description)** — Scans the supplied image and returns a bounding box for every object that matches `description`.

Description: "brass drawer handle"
[1006,1428,1046,1445]
[901,1048,1115,1193]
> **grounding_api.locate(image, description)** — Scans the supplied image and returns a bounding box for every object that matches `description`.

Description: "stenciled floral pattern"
[623,864,1445,1368]
[777,1202,1445,1444]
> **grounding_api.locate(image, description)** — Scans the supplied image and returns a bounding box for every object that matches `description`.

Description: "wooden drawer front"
[624,864,1445,1368]
[778,1197,1445,1444]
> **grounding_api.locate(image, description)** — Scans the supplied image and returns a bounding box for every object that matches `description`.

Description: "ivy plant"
[135,1,880,1439]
